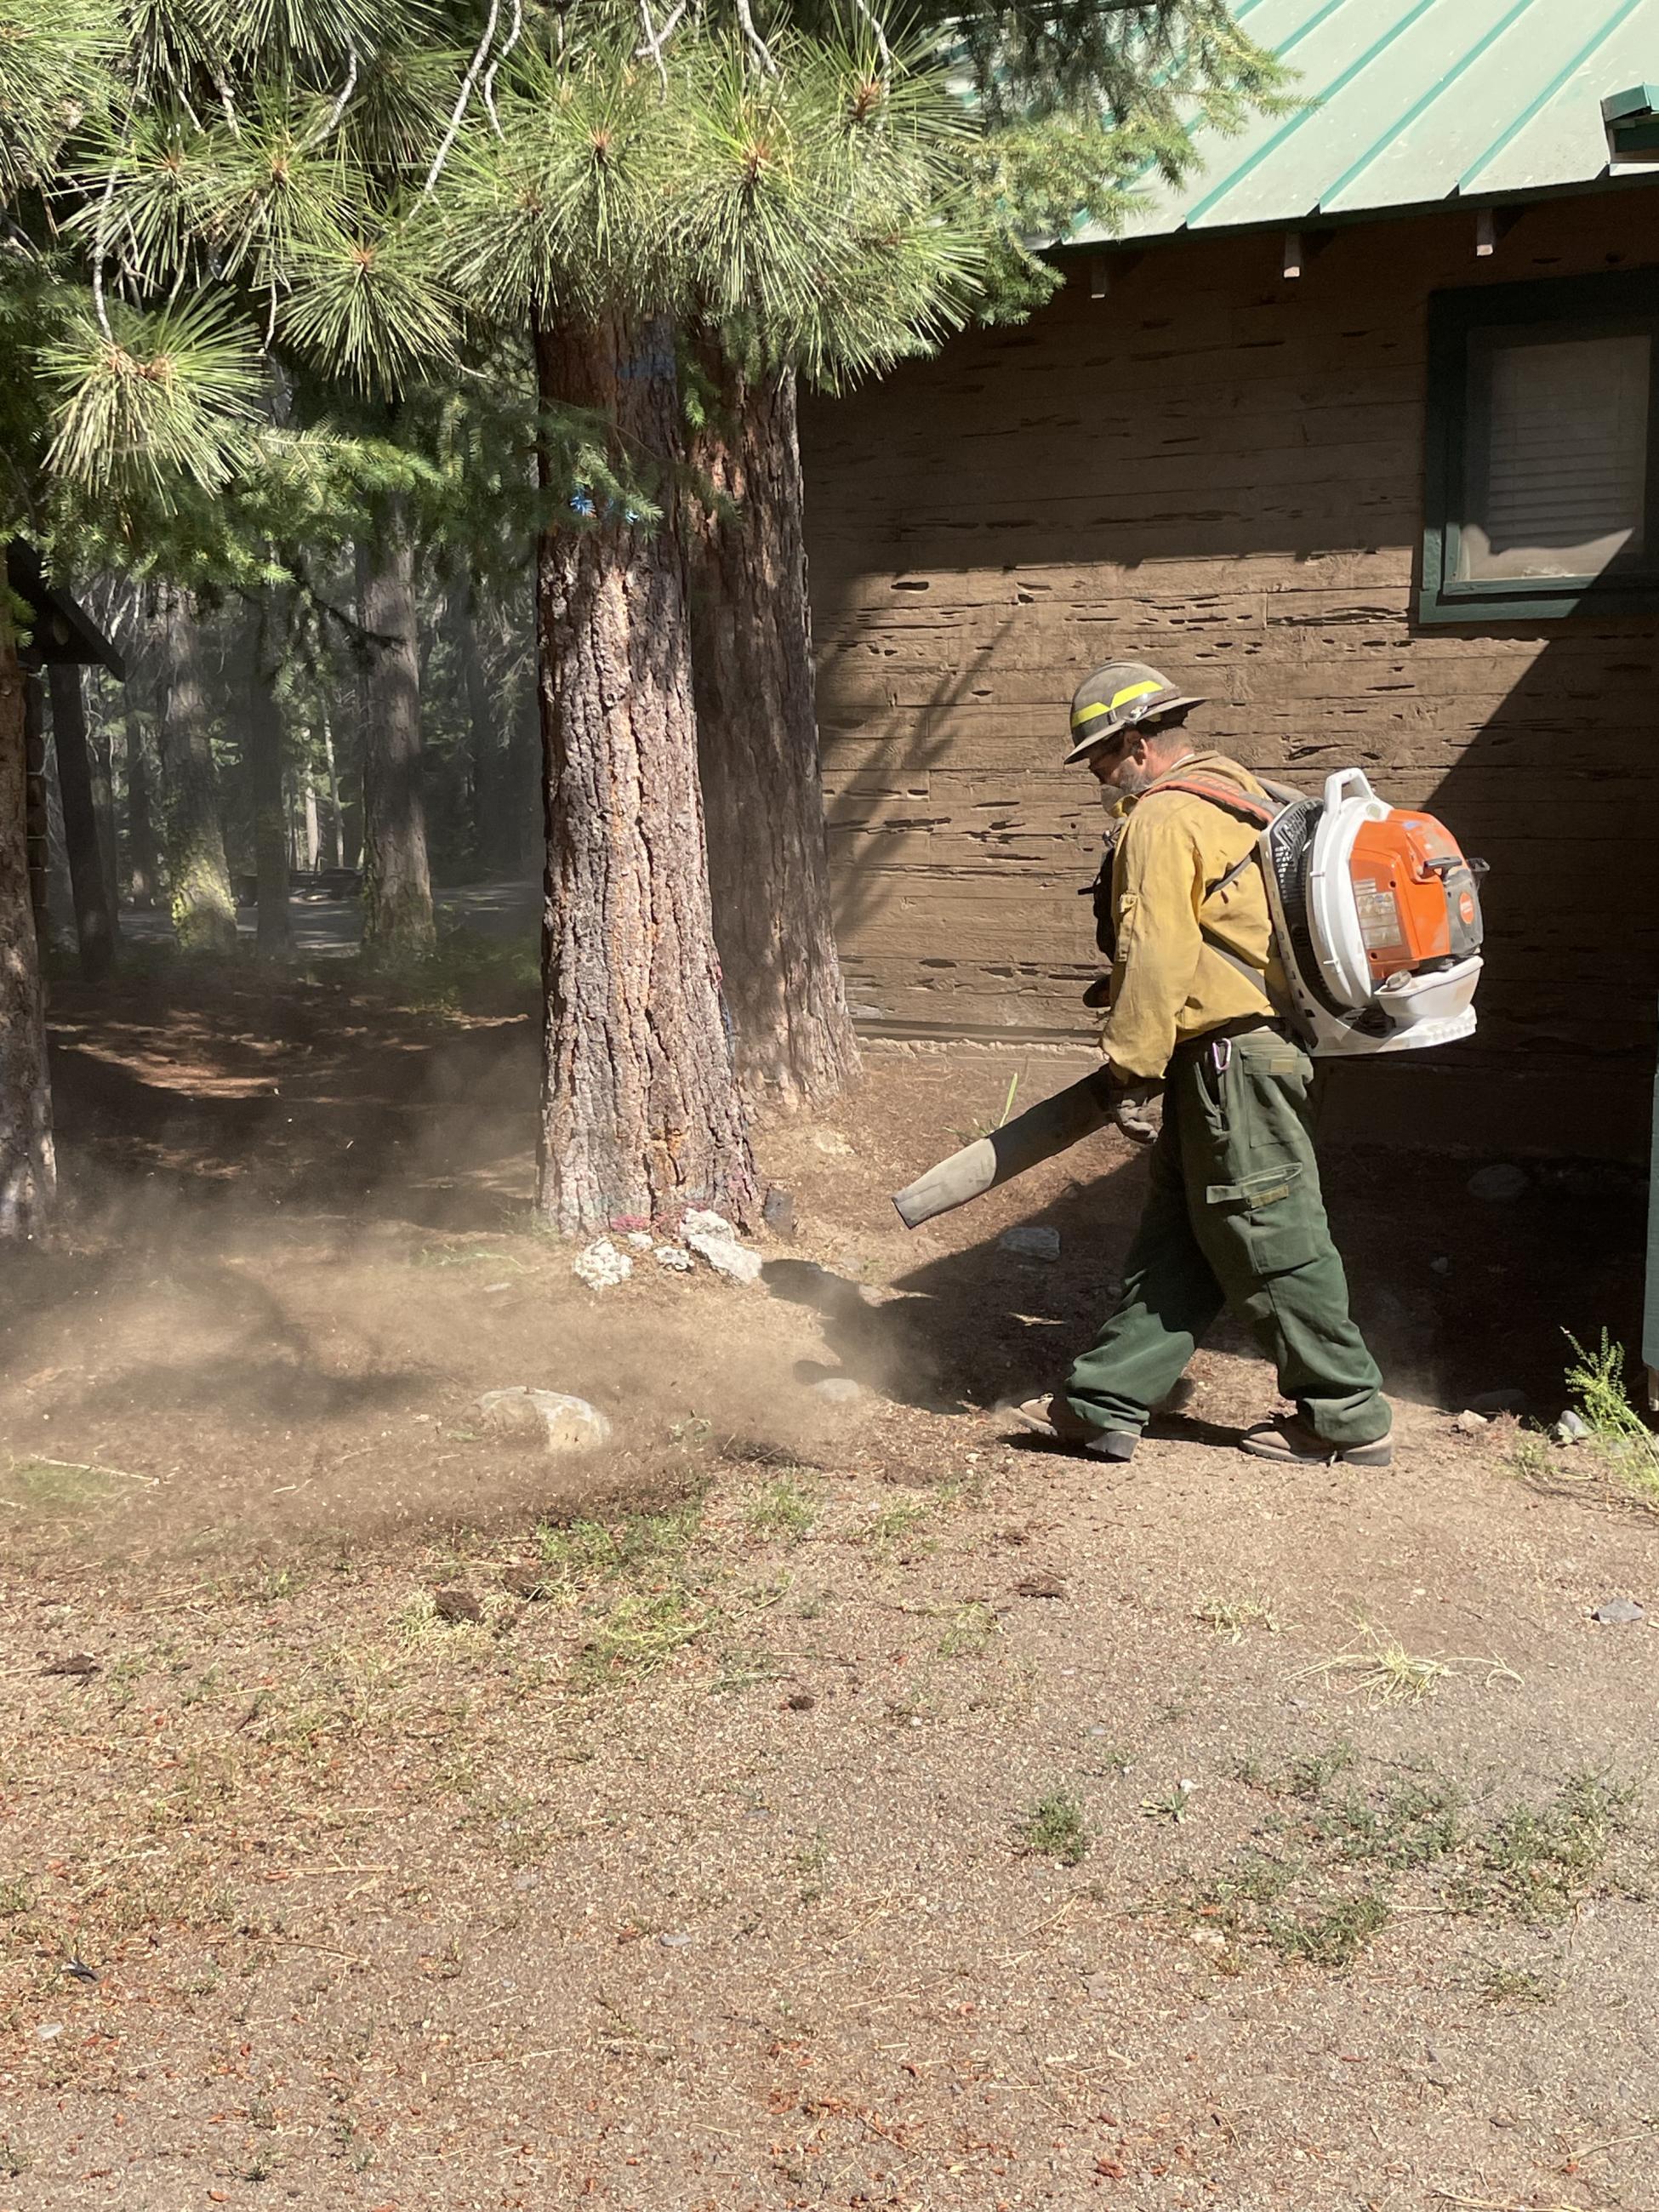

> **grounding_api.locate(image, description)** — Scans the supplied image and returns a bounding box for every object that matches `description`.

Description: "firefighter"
[1014,662,1393,1468]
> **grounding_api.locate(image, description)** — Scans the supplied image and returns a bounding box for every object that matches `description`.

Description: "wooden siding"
[800,195,1659,1153]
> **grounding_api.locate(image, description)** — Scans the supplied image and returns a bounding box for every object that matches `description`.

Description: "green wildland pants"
[1065,1024,1389,1448]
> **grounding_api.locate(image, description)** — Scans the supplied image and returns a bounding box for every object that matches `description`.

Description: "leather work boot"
[1011,1394,1138,1462]
[1239,1415,1393,1468]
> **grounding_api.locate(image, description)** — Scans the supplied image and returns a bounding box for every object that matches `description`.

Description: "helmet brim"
[1063,693,1205,765]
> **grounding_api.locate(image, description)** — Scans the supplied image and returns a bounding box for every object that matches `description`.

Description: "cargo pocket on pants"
[1205,1162,1319,1276]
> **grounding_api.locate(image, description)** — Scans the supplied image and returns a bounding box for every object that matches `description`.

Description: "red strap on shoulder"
[1147,777,1278,829]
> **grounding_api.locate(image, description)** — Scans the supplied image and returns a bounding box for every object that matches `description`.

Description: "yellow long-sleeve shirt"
[1097,750,1284,1081]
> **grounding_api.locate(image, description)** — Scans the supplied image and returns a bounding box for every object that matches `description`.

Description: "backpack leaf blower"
[892,769,1485,1230]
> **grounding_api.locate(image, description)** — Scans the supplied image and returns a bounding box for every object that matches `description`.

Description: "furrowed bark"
[47,662,116,982]
[322,711,344,869]
[157,588,237,955]
[0,603,55,1243]
[123,698,159,909]
[90,713,120,938]
[356,505,436,961]
[245,595,293,961]
[688,357,859,1111]
[533,308,755,1235]
[507,668,539,873]
[451,572,496,870]
[24,676,48,937]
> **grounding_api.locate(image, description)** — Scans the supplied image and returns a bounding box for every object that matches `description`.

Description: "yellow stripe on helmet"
[1069,677,1164,735]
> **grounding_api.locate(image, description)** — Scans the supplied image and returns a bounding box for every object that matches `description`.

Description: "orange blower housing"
[1348,813,1485,983]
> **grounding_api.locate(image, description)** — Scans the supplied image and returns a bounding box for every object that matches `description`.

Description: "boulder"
[478,1388,612,1453]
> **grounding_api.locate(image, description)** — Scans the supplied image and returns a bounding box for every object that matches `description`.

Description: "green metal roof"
[1075,0,1659,245]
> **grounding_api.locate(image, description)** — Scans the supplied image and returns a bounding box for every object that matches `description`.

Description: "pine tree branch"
[482,0,523,135]
[733,0,777,77]
[636,0,683,91]
[89,165,119,345]
[308,40,361,149]
[852,0,892,78]
[424,0,502,196]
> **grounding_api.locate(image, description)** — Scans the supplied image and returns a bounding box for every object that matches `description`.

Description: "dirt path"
[1,965,1654,2210]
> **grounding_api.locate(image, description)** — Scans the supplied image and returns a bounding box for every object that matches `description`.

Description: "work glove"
[1109,1075,1164,1146]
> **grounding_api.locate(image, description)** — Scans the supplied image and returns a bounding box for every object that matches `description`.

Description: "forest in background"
[37,562,540,937]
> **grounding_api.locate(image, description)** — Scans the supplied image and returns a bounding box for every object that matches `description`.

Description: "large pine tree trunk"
[688,359,860,1111]
[123,698,159,909]
[47,661,117,982]
[508,660,539,874]
[0,607,55,1243]
[532,309,755,1234]
[157,588,237,954]
[24,675,48,936]
[322,713,344,869]
[245,595,293,960]
[451,573,496,873]
[356,507,436,959]
[89,706,121,937]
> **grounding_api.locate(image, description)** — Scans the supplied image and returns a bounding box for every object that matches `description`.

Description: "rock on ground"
[572,1239,632,1291]
[1468,1388,1529,1416]
[681,1211,763,1285]
[998,1225,1062,1261]
[762,1186,797,1240]
[1591,1598,1645,1626]
[477,1388,612,1453]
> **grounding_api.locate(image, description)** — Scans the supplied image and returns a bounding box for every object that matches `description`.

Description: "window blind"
[1461,333,1650,581]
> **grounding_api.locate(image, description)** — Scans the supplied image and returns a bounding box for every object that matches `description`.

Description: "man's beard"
[1108,756,1165,798]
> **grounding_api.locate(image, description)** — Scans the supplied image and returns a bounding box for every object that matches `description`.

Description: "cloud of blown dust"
[3,964,892,1569]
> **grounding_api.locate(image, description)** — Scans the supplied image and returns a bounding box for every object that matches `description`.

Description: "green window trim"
[1420,268,1659,626]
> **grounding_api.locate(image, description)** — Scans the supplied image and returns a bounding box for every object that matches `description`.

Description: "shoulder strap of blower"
[1144,774,1291,1005]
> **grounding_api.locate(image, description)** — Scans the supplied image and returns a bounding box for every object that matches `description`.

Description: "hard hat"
[1065,661,1205,765]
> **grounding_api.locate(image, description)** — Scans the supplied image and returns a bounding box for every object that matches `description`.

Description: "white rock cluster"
[570,1211,764,1289]
[572,1238,633,1290]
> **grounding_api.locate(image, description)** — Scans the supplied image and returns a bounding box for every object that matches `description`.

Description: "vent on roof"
[1602,85,1659,165]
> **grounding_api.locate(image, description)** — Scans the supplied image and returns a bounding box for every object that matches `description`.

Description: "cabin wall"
[801,191,1659,1154]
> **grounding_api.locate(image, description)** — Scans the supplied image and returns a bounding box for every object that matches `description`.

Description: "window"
[1421,271,1659,623]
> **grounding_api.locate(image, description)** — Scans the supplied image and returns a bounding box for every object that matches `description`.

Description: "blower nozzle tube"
[891,1068,1117,1229]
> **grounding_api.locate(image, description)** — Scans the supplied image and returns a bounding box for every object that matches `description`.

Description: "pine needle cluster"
[0,0,1288,553]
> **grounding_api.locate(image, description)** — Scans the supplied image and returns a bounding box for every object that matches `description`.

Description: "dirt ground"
[2,958,1656,2212]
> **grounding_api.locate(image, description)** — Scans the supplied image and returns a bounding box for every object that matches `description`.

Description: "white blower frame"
[1259,769,1481,1059]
